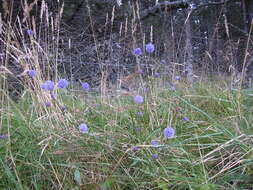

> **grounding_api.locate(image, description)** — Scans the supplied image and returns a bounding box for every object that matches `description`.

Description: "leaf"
[157,181,169,190]
[74,168,81,185]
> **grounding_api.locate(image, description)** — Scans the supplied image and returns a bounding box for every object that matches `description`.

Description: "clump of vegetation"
[1,0,253,189]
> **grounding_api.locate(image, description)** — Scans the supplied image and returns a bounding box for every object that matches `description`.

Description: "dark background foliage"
[1,0,253,98]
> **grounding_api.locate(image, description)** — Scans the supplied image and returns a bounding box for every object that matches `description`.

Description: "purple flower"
[175,75,181,80]
[0,134,8,139]
[50,92,57,100]
[132,146,140,152]
[81,82,90,91]
[60,105,66,111]
[154,72,160,78]
[134,95,144,104]
[151,140,159,146]
[136,111,144,116]
[134,48,142,56]
[137,69,143,74]
[151,153,158,159]
[160,59,166,64]
[41,80,54,91]
[26,29,34,35]
[183,116,190,121]
[44,102,52,107]
[163,127,175,138]
[27,70,37,78]
[135,127,141,132]
[169,84,176,91]
[79,123,88,134]
[146,43,155,53]
[58,79,69,89]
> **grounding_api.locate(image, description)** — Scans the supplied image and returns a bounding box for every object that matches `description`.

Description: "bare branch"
[140,0,236,20]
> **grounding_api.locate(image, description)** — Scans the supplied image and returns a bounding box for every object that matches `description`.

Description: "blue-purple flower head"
[26,29,34,35]
[151,153,158,159]
[136,111,144,116]
[81,82,90,91]
[27,70,37,78]
[175,75,181,81]
[154,72,160,78]
[79,123,88,134]
[41,80,54,91]
[44,101,52,107]
[151,140,159,146]
[58,79,69,89]
[183,116,190,121]
[146,42,155,53]
[132,146,140,152]
[163,126,175,138]
[134,48,142,56]
[134,95,144,104]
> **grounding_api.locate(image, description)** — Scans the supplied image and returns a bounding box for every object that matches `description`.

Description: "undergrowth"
[1,81,253,190]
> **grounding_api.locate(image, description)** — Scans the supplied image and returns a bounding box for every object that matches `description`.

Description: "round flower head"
[134,95,144,104]
[41,80,54,91]
[134,48,142,56]
[146,43,155,53]
[136,111,144,116]
[154,72,160,78]
[26,29,34,35]
[163,126,175,138]
[151,140,159,146]
[183,116,190,121]
[175,75,181,80]
[27,70,37,78]
[81,82,90,91]
[58,79,69,89]
[79,123,88,134]
[132,146,140,152]
[151,153,158,159]
[44,101,52,107]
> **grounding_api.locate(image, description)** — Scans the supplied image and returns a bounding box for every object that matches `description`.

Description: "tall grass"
[0,1,253,190]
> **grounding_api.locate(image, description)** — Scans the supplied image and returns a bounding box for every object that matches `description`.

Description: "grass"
[1,1,253,189]
[1,79,253,190]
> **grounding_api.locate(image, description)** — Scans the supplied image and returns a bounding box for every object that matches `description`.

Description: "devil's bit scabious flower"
[175,75,181,80]
[58,79,69,89]
[132,146,140,152]
[151,153,158,159]
[41,80,54,91]
[154,72,160,78]
[27,70,37,78]
[183,116,190,121]
[79,123,88,134]
[134,95,144,104]
[136,111,144,116]
[44,102,52,107]
[27,29,34,35]
[81,82,90,91]
[146,43,155,53]
[163,127,175,138]
[134,48,142,56]
[151,140,159,146]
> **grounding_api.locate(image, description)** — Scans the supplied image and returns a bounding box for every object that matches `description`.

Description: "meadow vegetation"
[1,1,253,190]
